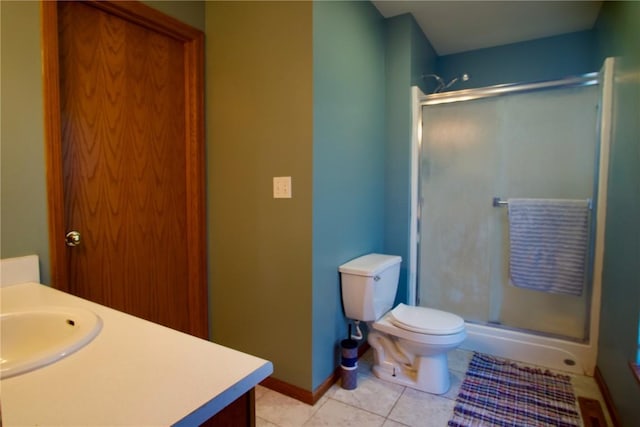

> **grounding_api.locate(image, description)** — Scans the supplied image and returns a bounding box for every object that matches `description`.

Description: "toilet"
[339,253,466,394]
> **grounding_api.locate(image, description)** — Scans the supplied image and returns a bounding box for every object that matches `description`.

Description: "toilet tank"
[339,254,402,321]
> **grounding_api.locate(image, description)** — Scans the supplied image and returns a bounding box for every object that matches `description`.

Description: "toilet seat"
[389,303,465,335]
[372,312,466,346]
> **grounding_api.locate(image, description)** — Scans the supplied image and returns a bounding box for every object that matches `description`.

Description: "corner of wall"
[312,0,386,390]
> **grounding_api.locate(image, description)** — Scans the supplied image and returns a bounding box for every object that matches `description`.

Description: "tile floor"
[255,349,613,427]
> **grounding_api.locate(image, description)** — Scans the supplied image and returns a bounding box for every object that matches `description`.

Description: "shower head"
[422,73,470,93]
[443,73,470,90]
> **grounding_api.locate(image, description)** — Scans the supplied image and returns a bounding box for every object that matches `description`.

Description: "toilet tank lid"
[338,254,402,276]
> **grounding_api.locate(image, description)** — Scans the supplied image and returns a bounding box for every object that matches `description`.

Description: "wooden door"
[42,1,207,338]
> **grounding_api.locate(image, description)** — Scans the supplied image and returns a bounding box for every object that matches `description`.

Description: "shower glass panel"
[418,85,598,341]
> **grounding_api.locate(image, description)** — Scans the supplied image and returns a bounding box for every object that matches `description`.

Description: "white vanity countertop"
[1,282,273,426]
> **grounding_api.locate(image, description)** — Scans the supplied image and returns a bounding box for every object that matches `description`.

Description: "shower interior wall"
[415,2,639,423]
[390,19,601,315]
[418,83,599,341]
[397,22,602,321]
[423,4,640,424]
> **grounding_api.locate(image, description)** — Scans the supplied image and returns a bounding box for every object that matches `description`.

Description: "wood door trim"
[41,1,68,292]
[41,0,208,339]
[86,0,202,42]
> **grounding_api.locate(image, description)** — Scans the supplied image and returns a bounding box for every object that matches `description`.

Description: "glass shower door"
[418,85,598,341]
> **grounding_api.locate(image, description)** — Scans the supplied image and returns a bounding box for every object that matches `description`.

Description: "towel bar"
[492,197,592,210]
[492,197,508,207]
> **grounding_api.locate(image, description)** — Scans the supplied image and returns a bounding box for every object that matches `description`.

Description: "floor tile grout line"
[308,394,331,424]
[256,349,612,427]
[323,394,401,421]
[384,385,409,425]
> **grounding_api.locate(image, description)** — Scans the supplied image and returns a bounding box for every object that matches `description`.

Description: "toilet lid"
[389,303,465,335]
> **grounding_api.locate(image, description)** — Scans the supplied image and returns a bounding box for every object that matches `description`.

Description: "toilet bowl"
[368,304,466,394]
[339,254,466,394]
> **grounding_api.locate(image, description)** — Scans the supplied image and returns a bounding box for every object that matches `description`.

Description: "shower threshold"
[461,321,596,376]
[483,320,589,344]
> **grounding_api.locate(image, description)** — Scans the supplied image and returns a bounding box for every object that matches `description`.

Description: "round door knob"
[65,231,81,247]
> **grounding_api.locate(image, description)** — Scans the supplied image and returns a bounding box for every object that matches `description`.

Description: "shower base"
[461,322,596,376]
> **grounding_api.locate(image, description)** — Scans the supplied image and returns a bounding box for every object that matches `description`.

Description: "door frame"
[41,0,208,338]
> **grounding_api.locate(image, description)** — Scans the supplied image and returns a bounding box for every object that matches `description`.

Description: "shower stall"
[409,59,615,376]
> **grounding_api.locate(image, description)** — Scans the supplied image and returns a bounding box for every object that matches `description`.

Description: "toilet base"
[371,352,451,394]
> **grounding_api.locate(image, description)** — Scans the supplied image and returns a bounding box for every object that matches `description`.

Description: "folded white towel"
[508,198,589,296]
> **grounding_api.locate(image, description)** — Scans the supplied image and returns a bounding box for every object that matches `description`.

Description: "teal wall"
[311,8,437,389]
[594,2,640,425]
[437,30,599,90]
[312,0,386,389]
[409,16,438,93]
[384,14,437,307]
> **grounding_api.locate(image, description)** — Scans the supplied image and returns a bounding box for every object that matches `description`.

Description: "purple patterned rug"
[448,353,580,427]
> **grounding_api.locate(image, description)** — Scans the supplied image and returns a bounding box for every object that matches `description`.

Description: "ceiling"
[371,1,603,56]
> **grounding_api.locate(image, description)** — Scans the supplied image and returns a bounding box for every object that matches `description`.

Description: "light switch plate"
[273,176,292,198]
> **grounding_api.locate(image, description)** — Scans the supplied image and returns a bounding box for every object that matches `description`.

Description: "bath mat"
[448,353,580,427]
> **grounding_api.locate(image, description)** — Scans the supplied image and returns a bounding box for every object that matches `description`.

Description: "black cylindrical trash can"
[340,338,358,390]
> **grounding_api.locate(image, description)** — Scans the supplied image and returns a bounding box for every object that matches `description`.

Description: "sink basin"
[1,306,102,379]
